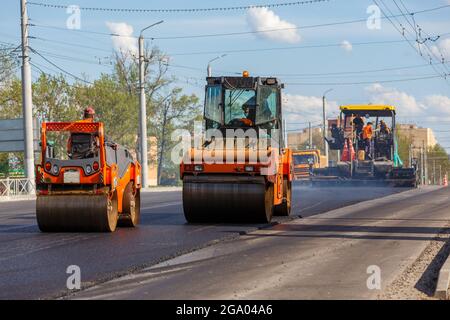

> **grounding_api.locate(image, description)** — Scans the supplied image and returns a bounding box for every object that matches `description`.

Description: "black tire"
[118,183,140,228]
[261,183,274,223]
[101,192,119,232]
[274,178,292,216]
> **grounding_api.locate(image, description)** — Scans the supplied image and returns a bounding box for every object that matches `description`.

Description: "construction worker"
[83,106,95,122]
[239,100,256,126]
[67,106,99,158]
[362,122,373,159]
[379,120,390,134]
[352,114,365,136]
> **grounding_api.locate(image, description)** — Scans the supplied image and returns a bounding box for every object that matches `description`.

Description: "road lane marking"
[140,201,182,211]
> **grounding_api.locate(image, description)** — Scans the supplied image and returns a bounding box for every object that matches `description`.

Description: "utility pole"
[322,88,333,165]
[207,54,227,77]
[420,145,424,185]
[433,159,436,185]
[424,140,428,185]
[20,0,35,187]
[308,122,312,149]
[408,143,412,167]
[138,21,163,188]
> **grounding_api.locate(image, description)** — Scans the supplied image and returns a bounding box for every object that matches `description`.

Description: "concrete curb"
[141,186,181,192]
[435,253,450,299]
[0,195,36,202]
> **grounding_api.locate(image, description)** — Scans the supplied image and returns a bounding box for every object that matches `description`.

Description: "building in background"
[148,136,158,186]
[287,127,322,150]
[397,124,437,150]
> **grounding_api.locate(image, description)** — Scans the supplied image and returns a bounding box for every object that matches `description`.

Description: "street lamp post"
[322,88,333,165]
[138,20,163,188]
[207,54,227,77]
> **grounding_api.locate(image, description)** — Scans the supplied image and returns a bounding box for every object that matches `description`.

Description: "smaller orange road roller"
[35,120,141,232]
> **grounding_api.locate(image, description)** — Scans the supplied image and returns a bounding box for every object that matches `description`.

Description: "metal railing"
[0,178,35,197]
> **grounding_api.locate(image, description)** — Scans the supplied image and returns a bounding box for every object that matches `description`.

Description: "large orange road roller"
[180,72,293,223]
[35,120,141,232]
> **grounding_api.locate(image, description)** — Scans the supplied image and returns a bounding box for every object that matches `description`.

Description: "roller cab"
[35,120,141,232]
[180,73,293,223]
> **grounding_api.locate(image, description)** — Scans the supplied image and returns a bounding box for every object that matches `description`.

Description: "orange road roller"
[180,72,293,223]
[35,120,141,232]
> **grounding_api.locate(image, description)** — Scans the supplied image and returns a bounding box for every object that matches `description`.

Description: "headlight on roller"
[194,165,204,172]
[245,165,254,172]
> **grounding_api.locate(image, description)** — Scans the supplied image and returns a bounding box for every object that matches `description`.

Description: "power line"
[169,39,412,56]
[29,47,93,84]
[31,36,112,54]
[394,0,450,75]
[29,4,450,41]
[285,74,449,86]
[276,62,450,77]
[28,0,331,13]
[374,0,450,87]
[30,47,113,67]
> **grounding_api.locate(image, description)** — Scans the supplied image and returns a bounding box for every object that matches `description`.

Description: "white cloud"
[422,95,450,116]
[283,94,338,126]
[106,22,138,57]
[246,7,300,44]
[365,83,424,115]
[340,40,353,52]
[365,83,450,121]
[430,38,450,61]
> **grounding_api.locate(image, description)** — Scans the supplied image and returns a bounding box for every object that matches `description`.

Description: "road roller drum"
[183,175,274,223]
[36,194,118,232]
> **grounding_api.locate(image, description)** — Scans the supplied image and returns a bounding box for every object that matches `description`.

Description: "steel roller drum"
[182,175,273,223]
[36,194,118,232]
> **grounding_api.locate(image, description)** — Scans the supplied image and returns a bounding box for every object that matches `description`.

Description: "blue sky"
[1,0,450,149]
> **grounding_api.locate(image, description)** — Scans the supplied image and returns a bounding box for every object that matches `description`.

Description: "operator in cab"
[379,120,390,134]
[238,97,256,127]
[67,106,100,159]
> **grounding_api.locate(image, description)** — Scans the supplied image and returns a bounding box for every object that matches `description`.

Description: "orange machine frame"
[36,121,141,213]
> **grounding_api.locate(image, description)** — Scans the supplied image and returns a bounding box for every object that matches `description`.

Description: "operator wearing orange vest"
[239,104,255,127]
[362,122,373,159]
[67,106,99,158]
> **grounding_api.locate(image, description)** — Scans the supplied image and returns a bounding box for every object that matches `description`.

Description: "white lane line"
[295,200,326,214]
[140,201,182,211]
[0,224,36,232]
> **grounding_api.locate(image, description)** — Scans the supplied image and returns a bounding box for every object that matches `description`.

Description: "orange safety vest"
[240,118,253,126]
[362,125,373,139]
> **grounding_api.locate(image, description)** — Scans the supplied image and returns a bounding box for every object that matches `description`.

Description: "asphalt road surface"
[70,185,450,300]
[0,185,413,299]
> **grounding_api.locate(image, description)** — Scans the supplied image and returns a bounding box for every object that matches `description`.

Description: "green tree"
[0,53,21,175]
[149,88,201,185]
[396,129,413,167]
[427,144,450,184]
[72,74,139,150]
[0,46,200,184]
